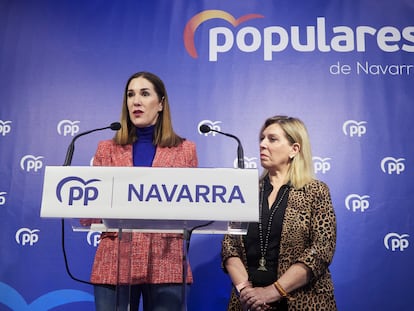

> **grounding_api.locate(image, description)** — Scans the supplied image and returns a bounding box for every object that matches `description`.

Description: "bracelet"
[235,280,251,294]
[273,281,291,300]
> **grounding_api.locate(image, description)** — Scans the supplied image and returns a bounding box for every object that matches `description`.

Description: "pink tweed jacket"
[89,139,198,285]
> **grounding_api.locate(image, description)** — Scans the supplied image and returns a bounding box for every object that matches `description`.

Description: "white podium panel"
[41,166,259,225]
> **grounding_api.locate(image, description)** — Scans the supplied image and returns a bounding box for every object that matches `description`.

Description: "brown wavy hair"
[113,71,184,147]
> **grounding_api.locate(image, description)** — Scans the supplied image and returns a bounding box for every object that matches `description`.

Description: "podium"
[40,166,259,310]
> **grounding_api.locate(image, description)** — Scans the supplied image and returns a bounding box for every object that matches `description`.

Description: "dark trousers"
[94,283,185,311]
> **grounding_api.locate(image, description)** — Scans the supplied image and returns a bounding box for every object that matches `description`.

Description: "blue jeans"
[94,283,186,311]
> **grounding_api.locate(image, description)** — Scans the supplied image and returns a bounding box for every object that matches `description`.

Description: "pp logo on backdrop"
[381,157,406,175]
[0,192,6,206]
[313,157,331,174]
[184,10,264,61]
[20,155,44,172]
[0,120,12,136]
[56,176,100,206]
[345,194,370,212]
[184,12,414,61]
[15,228,40,246]
[57,120,80,136]
[384,233,409,251]
[233,156,258,169]
[198,120,222,136]
[87,231,101,247]
[342,120,367,137]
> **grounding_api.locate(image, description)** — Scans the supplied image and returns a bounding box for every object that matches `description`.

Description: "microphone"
[199,124,245,169]
[63,122,121,166]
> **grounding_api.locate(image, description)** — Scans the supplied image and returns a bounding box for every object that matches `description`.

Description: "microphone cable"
[61,218,94,285]
[60,122,121,286]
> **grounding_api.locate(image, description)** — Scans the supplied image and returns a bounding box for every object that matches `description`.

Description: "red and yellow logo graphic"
[183,10,264,58]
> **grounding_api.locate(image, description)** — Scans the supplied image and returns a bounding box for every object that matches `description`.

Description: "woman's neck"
[136,125,155,140]
[267,170,288,190]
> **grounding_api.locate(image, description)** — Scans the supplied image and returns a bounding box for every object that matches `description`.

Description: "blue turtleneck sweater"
[133,125,156,167]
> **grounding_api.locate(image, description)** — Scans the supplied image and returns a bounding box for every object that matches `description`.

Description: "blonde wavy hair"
[259,115,314,189]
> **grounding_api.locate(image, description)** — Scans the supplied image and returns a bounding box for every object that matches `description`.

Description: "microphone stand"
[202,126,247,237]
[182,125,246,309]
[199,124,245,169]
[60,122,121,287]
[63,123,120,167]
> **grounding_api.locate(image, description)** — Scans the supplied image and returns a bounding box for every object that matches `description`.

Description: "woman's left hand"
[239,286,277,310]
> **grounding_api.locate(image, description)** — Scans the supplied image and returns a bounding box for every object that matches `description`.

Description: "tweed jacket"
[222,180,337,311]
[90,139,198,285]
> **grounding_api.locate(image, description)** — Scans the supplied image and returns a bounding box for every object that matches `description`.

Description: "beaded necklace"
[257,184,289,271]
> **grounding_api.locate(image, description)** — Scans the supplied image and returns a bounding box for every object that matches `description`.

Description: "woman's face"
[259,123,296,172]
[127,77,163,128]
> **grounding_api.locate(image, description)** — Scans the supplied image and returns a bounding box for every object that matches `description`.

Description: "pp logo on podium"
[56,176,101,206]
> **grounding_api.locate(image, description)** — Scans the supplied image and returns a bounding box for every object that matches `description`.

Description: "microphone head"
[110,122,121,131]
[199,124,211,134]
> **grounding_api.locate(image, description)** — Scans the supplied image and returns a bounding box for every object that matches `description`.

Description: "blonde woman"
[222,116,336,311]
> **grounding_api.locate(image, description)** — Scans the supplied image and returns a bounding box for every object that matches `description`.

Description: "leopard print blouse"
[222,179,337,311]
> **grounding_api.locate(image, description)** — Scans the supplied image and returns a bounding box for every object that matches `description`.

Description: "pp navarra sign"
[40,166,259,222]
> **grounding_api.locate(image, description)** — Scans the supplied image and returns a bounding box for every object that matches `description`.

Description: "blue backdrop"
[1,0,413,310]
